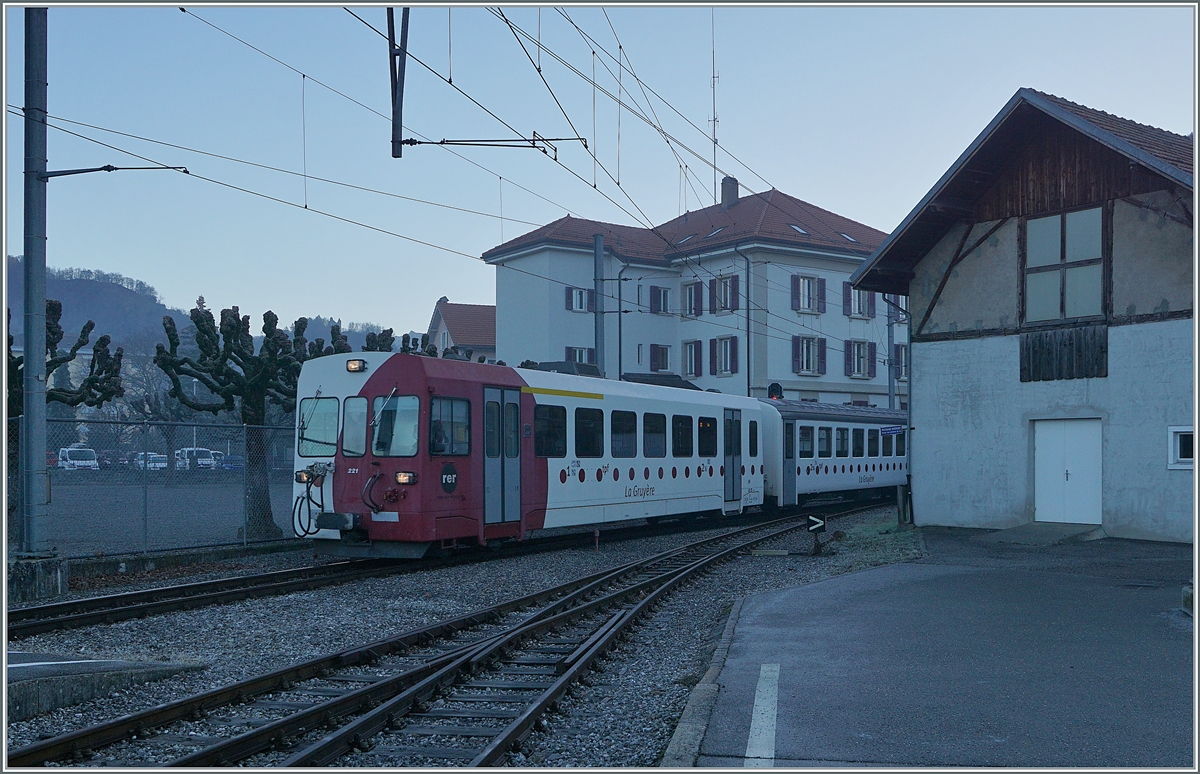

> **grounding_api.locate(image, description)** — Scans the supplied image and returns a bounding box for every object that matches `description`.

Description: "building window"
[843,282,875,318]
[710,275,739,313]
[440,330,449,351]
[845,340,875,379]
[712,336,738,375]
[684,282,704,317]
[791,275,825,313]
[1023,206,1104,324]
[894,343,908,381]
[565,286,595,313]
[649,285,670,314]
[565,346,595,364]
[649,344,670,372]
[682,340,703,377]
[792,336,825,375]
[1168,426,1193,470]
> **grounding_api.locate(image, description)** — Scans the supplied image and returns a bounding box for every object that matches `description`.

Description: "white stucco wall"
[911,318,1194,542]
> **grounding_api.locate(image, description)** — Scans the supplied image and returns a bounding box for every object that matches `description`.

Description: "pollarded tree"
[7,301,125,418]
[362,328,395,352]
[154,301,313,540]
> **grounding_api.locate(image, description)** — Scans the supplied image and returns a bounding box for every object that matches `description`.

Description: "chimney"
[720,176,739,210]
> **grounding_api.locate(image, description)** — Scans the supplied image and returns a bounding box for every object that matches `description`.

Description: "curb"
[659,597,744,767]
[7,662,204,722]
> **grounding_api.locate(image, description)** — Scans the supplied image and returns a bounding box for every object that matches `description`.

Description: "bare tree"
[154,301,311,539]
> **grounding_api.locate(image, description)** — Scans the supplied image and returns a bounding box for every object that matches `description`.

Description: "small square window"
[1168,426,1193,470]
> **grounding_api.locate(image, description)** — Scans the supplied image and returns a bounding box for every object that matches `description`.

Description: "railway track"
[6,507,808,641]
[8,508,860,768]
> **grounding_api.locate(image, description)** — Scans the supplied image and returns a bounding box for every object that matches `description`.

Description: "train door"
[723,409,742,510]
[782,421,796,507]
[484,387,522,524]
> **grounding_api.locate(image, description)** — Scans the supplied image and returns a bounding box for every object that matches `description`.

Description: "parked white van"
[175,447,217,470]
[58,446,100,470]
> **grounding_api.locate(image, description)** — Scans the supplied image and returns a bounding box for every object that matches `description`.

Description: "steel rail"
[280,518,807,767]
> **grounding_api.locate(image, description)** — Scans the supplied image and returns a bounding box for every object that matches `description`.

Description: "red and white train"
[291,352,908,558]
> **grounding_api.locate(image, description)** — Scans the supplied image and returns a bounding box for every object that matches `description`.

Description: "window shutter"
[709,279,718,313]
[695,282,704,316]
[694,340,703,377]
[709,338,718,375]
[566,286,574,310]
[842,282,852,316]
[791,275,800,311]
[649,344,660,372]
[792,336,801,373]
[586,289,595,312]
[730,275,740,311]
[587,347,596,364]
[844,341,853,377]
[649,286,661,314]
[868,341,877,378]
[893,343,902,380]
[817,277,826,313]
[565,346,572,361]
[817,338,827,375]
[729,336,739,374]
[867,291,876,318]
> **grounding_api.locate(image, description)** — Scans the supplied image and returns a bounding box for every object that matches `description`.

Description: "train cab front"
[291,352,464,559]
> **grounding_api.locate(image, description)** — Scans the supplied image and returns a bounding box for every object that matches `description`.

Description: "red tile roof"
[481,189,886,264]
[1032,90,1193,176]
[435,301,495,348]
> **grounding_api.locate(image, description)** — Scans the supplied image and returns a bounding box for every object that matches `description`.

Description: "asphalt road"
[698,528,1193,768]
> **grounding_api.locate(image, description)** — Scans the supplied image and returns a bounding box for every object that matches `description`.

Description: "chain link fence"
[7,418,297,558]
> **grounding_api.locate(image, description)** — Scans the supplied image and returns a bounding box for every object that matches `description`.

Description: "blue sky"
[4,4,1195,336]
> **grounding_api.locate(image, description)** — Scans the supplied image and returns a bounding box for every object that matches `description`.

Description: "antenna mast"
[710,9,718,205]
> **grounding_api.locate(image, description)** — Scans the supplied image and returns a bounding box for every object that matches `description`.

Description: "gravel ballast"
[6,504,920,765]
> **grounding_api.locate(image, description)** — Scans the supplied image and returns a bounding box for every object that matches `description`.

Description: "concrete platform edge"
[7,663,205,722]
[659,597,744,767]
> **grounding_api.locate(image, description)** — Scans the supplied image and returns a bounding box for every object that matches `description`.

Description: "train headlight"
[395,471,418,485]
[295,470,314,484]
[346,359,368,372]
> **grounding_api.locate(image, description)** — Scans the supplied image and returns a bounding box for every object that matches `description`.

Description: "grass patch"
[830,510,923,573]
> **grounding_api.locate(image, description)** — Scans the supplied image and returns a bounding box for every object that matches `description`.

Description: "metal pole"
[21,7,49,555]
[141,422,149,554]
[593,234,605,378]
[887,295,896,410]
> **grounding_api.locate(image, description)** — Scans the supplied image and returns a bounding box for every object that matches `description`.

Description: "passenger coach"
[292,353,907,558]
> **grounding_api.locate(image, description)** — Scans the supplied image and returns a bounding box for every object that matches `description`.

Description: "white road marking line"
[744,663,780,767]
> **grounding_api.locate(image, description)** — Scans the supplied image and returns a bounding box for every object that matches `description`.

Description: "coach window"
[836,428,849,458]
[504,403,521,459]
[749,421,759,458]
[882,432,893,457]
[852,428,865,457]
[485,401,501,458]
[699,416,719,458]
[868,429,879,457]
[818,427,832,458]
[612,410,638,458]
[372,395,420,457]
[534,405,566,458]
[798,426,815,458]
[672,415,694,458]
[430,397,470,456]
[643,413,667,457]
[576,408,605,458]
[299,397,339,457]
[896,430,907,457]
[341,397,367,457]
[784,424,794,460]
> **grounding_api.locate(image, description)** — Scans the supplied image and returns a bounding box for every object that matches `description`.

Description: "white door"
[1034,419,1102,525]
